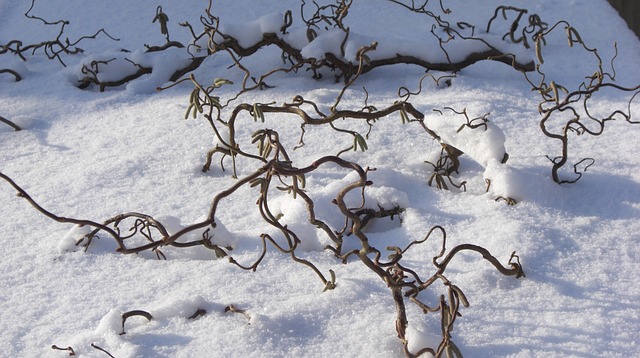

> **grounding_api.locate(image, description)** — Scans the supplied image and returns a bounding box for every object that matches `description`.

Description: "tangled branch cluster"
[165,1,638,186]
[3,1,637,184]
[528,22,640,183]
[0,144,524,357]
[1,4,530,347]
[0,0,118,68]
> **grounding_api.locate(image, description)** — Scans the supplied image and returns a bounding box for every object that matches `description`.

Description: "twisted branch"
[527,21,640,183]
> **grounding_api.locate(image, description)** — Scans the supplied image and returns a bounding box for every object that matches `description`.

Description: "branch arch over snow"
[205,3,536,83]
[211,31,534,82]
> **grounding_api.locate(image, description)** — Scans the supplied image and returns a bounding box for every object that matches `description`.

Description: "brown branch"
[77,64,152,92]
[0,171,121,239]
[215,31,534,82]
[0,69,22,81]
[169,56,206,82]
[120,310,153,335]
[528,22,640,183]
[0,116,22,131]
[436,244,525,278]
[145,41,184,52]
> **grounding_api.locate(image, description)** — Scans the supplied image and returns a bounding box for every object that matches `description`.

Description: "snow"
[1,0,639,357]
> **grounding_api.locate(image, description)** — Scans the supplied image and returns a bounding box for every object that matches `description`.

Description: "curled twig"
[51,345,75,356]
[120,310,153,335]
[0,68,22,81]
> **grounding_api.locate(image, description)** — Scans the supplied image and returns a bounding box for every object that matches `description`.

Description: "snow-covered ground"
[1,1,639,357]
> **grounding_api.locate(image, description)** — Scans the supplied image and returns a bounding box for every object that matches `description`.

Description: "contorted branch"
[77,58,153,91]
[0,0,119,67]
[1,2,531,355]
[64,1,536,92]
[0,125,523,356]
[486,5,548,49]
[179,41,451,178]
[527,21,640,183]
[214,31,533,80]
[28,3,201,91]
[0,69,22,82]
[0,171,121,238]
[196,86,443,176]
[330,185,524,357]
[203,0,534,84]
